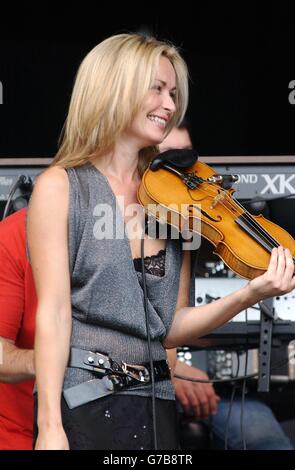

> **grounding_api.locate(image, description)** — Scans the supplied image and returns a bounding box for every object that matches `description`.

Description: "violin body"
[138,159,295,280]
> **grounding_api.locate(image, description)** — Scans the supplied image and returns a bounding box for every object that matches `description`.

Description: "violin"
[138,149,295,280]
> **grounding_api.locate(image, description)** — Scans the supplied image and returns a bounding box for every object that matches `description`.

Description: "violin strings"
[210,186,281,252]
[219,188,280,249]
[188,177,281,254]
[204,180,295,263]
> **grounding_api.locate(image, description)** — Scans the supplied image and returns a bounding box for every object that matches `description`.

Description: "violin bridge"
[211,193,226,208]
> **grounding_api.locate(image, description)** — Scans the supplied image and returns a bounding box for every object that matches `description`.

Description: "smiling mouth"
[147,115,167,128]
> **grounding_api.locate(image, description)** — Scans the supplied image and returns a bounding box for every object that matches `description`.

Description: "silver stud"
[98,358,105,365]
[133,434,137,439]
[87,356,94,364]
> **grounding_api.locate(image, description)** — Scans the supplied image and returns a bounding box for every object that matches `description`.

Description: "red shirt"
[0,208,36,450]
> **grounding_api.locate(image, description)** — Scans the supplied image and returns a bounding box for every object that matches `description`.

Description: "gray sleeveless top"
[62,164,183,400]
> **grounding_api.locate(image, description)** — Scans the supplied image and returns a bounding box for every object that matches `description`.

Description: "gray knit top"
[62,164,183,400]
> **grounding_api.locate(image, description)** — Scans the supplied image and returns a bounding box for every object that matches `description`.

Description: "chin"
[149,129,166,145]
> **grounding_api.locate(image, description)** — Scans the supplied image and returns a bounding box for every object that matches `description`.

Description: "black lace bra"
[133,249,166,277]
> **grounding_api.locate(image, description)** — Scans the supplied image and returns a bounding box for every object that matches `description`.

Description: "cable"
[240,353,248,450]
[174,371,257,383]
[141,222,157,450]
[224,351,240,450]
[240,309,249,450]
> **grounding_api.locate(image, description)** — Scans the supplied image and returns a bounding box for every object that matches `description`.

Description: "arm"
[165,250,191,375]
[0,337,34,383]
[27,167,72,450]
[164,246,295,348]
[166,348,177,377]
[0,235,34,383]
[166,250,219,419]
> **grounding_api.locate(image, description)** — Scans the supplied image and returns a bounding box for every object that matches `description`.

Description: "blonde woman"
[27,33,295,450]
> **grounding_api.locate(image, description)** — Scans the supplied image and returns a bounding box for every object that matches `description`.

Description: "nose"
[162,91,176,114]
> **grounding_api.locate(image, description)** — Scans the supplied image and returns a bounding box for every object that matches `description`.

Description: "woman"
[27,33,295,450]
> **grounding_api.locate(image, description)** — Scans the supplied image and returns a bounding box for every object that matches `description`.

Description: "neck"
[92,139,141,184]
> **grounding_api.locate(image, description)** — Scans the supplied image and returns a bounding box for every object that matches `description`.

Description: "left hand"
[247,246,295,302]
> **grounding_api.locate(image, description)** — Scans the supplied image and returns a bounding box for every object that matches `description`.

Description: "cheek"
[143,93,162,112]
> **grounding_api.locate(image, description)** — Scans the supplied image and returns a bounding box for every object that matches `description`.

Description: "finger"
[179,395,193,417]
[275,245,286,280]
[192,400,202,419]
[201,383,217,412]
[197,386,210,420]
[267,247,278,277]
[282,248,295,284]
[290,275,295,291]
[180,389,201,418]
[203,383,219,415]
[185,387,203,419]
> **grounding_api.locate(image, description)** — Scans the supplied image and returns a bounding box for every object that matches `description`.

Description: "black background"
[0,2,294,158]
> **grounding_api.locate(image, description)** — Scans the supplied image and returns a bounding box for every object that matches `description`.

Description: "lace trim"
[133,249,166,277]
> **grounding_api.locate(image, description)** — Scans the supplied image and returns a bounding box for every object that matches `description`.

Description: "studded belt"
[63,347,171,409]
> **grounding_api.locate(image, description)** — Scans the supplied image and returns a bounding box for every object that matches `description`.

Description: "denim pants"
[177,397,293,450]
[209,398,293,450]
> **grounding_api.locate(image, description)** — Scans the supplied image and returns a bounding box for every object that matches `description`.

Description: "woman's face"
[126,56,177,147]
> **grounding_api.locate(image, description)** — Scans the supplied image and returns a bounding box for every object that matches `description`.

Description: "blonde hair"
[52,33,189,175]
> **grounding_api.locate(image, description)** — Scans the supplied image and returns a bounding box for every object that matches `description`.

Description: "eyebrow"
[155,79,177,91]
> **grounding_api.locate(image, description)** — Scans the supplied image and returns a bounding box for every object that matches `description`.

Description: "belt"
[63,347,171,409]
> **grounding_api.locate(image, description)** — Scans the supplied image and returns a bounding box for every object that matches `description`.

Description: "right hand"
[35,425,69,450]
[173,361,220,420]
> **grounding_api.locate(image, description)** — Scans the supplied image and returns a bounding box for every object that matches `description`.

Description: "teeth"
[147,115,166,127]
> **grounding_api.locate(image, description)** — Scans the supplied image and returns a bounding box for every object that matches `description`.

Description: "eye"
[170,91,177,101]
[151,84,162,93]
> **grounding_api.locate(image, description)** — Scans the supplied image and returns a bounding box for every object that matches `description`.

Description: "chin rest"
[150,149,198,171]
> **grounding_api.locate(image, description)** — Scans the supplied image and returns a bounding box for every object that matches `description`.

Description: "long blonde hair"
[52,33,189,175]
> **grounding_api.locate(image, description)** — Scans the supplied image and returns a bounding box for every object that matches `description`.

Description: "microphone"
[2,175,33,220]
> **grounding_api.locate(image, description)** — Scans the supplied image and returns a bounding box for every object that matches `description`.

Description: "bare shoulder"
[28,166,70,228]
[34,166,69,194]
[30,166,69,209]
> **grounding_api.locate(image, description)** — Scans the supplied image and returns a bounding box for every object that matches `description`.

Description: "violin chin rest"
[150,148,198,171]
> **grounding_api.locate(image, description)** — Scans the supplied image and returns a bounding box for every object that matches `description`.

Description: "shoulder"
[30,166,69,210]
[34,166,69,193]
[27,167,71,234]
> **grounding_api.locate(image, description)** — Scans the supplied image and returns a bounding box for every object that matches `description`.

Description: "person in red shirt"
[0,208,36,450]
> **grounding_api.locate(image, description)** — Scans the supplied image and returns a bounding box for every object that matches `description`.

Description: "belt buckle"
[121,362,150,383]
